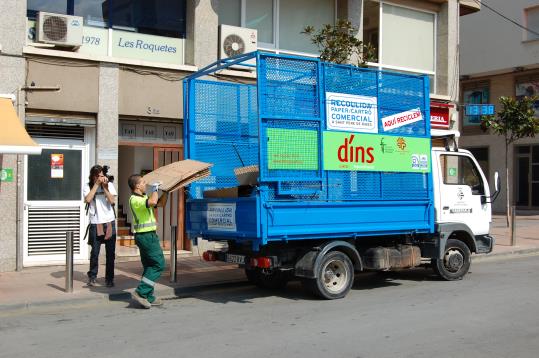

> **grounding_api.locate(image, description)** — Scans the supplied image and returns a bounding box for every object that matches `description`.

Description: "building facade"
[459,0,539,214]
[0,0,479,271]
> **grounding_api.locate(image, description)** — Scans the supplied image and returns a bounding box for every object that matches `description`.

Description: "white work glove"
[149,182,161,193]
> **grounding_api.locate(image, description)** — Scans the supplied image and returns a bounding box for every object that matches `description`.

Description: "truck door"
[437,152,491,235]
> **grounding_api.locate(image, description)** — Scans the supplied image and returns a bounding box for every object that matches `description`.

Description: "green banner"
[267,128,318,170]
[0,168,14,182]
[323,131,431,173]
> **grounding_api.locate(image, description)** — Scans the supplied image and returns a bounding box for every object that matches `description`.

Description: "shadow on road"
[162,269,440,304]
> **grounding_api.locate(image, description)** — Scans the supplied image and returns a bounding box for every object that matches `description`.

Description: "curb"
[473,247,539,262]
[0,279,248,314]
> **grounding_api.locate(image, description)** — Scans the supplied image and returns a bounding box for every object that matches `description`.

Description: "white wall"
[460,0,539,76]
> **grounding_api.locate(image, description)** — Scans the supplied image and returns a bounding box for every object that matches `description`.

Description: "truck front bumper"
[475,234,495,254]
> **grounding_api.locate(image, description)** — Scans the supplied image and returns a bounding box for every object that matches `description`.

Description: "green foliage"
[302,19,377,66]
[481,96,539,145]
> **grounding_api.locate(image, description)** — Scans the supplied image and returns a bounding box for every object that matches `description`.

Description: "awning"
[0,98,41,155]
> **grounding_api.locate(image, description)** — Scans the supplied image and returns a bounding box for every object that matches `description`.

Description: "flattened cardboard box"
[203,185,254,198]
[234,165,259,186]
[142,159,212,193]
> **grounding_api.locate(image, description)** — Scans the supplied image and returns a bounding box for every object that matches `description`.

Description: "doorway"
[117,143,188,254]
[23,140,89,266]
[515,145,539,208]
[154,146,189,251]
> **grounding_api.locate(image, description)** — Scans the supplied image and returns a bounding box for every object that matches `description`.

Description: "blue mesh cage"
[184,52,431,202]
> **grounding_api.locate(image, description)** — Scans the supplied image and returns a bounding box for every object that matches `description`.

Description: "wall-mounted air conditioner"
[37,12,83,48]
[219,25,257,60]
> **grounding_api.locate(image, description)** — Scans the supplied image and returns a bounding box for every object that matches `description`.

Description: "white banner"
[382,108,423,131]
[326,92,378,133]
[207,203,236,231]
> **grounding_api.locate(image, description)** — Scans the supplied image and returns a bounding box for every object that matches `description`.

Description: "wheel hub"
[444,249,464,272]
[322,259,348,293]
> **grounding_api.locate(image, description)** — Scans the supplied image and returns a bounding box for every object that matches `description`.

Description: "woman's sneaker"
[131,290,151,309]
[87,277,97,287]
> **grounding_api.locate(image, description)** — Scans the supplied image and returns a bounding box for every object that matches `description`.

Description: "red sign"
[50,153,64,178]
[430,106,450,129]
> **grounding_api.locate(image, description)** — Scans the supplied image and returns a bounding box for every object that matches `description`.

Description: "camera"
[102,165,115,183]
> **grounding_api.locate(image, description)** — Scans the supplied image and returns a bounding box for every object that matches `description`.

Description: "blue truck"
[183,51,498,299]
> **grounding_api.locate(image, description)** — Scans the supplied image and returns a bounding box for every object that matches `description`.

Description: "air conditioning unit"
[37,12,83,48]
[219,25,257,61]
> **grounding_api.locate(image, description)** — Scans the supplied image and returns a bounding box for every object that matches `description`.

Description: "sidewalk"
[1,214,538,312]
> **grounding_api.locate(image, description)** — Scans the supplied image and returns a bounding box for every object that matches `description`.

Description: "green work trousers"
[134,231,165,303]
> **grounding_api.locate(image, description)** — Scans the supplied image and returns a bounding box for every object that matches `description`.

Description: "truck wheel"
[432,239,471,281]
[303,251,354,300]
[245,268,260,285]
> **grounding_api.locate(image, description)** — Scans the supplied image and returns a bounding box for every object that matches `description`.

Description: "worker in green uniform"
[128,174,168,309]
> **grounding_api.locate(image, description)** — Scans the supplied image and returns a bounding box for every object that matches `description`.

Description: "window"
[515,78,539,118]
[246,0,274,45]
[110,0,186,38]
[362,1,436,92]
[462,82,489,126]
[74,0,108,27]
[28,0,187,38]
[524,6,539,41]
[27,0,68,17]
[441,154,484,195]
[279,0,335,54]
[218,0,241,27]
[218,0,336,54]
[467,147,489,180]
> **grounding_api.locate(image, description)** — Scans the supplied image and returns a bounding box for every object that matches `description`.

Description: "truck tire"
[303,251,354,300]
[245,268,260,285]
[432,239,471,281]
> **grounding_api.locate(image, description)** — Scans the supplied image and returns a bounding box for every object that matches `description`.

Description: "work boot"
[150,297,163,306]
[132,290,151,309]
[87,277,96,287]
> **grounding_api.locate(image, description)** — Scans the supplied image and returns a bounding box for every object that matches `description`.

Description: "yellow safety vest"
[129,194,157,233]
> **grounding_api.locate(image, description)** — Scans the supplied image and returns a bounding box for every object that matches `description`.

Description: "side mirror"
[485,171,501,203]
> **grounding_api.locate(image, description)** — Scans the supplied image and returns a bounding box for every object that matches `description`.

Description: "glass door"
[23,142,89,266]
[515,145,539,209]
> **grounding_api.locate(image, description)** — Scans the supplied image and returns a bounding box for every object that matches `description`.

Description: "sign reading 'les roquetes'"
[323,131,431,173]
[326,92,378,133]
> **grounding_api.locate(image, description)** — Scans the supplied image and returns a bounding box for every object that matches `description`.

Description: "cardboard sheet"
[142,159,212,193]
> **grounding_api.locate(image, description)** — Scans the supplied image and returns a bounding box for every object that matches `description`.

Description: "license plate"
[226,254,245,265]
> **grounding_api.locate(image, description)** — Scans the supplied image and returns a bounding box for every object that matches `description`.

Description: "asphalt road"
[1,255,538,358]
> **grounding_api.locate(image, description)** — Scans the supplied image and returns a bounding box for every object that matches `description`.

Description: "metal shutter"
[27,207,81,256]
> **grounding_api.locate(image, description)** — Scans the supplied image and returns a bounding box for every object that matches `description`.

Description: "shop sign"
[430,106,450,129]
[267,128,319,170]
[323,131,431,173]
[325,92,378,133]
[381,108,423,131]
[50,154,64,178]
[27,20,183,65]
[112,30,182,65]
[0,168,14,182]
[163,127,177,141]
